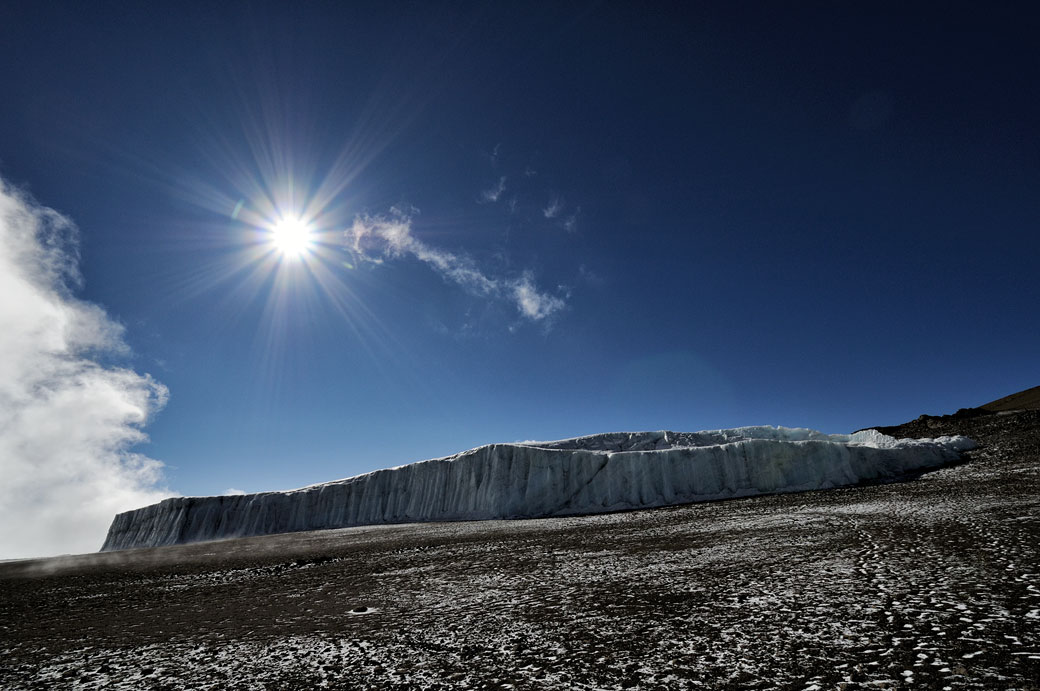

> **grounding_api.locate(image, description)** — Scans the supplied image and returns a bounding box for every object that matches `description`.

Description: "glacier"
[101,427,975,551]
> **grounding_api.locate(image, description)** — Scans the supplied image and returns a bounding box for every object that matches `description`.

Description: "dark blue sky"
[2,1,1037,497]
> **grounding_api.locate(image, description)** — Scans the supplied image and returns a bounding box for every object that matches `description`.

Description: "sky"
[1,2,1037,558]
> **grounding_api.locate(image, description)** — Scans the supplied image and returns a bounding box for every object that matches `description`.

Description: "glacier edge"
[100,427,975,551]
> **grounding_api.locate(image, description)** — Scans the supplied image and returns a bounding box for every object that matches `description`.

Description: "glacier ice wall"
[101,427,975,551]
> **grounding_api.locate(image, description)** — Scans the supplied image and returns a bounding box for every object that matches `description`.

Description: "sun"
[270,216,313,258]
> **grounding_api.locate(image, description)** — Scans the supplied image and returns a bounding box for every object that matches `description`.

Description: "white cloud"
[345,208,565,322]
[562,207,580,233]
[0,176,174,559]
[224,487,247,496]
[543,195,563,219]
[480,176,507,203]
[512,272,566,321]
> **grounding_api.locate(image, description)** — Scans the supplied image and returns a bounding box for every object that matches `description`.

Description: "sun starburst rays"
[270,215,314,258]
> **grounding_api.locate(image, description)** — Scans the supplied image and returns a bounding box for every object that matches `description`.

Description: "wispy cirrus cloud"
[543,195,563,219]
[344,208,565,322]
[562,207,580,233]
[0,175,175,559]
[480,176,507,203]
[511,272,565,321]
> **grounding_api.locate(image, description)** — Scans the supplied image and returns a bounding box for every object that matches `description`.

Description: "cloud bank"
[345,208,565,322]
[0,176,174,559]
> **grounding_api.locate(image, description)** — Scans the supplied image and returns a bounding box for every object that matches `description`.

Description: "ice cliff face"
[101,427,975,551]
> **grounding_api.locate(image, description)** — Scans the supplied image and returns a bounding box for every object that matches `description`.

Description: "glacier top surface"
[520,426,848,452]
[228,426,974,497]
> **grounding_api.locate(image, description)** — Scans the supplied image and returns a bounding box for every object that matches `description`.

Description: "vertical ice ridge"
[556,452,611,514]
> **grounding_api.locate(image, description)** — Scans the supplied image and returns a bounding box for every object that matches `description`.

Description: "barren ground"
[2,410,1038,690]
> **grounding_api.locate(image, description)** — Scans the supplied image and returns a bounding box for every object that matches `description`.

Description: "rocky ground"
[2,409,1038,690]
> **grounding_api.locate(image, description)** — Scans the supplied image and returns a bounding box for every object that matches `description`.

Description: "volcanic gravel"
[2,410,1038,690]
